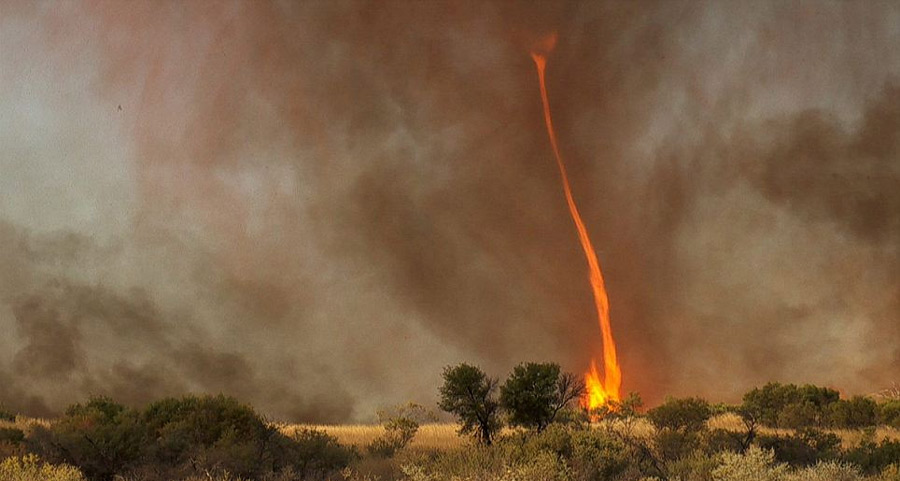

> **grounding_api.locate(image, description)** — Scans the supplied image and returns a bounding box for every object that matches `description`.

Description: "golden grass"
[9,413,897,453]
[0,416,50,433]
[707,413,900,449]
[279,423,464,450]
[280,415,898,452]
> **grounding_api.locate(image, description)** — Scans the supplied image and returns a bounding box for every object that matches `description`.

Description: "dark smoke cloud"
[0,1,897,420]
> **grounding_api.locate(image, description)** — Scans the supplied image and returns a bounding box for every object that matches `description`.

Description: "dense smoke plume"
[1,1,897,421]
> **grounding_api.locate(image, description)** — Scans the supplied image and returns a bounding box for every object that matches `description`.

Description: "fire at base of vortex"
[531,33,622,411]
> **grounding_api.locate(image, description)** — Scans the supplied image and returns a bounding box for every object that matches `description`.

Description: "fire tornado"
[531,34,622,410]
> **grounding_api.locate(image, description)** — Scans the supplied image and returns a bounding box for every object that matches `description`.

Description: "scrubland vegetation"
[0,364,897,481]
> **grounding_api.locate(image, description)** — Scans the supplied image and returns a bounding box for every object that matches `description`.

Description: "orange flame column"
[531,36,622,410]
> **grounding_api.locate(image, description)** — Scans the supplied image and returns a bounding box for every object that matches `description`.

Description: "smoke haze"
[1,0,897,421]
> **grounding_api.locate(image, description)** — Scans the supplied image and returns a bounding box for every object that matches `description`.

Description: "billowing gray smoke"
[1,1,897,421]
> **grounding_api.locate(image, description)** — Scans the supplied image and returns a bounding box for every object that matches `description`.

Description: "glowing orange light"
[531,33,622,414]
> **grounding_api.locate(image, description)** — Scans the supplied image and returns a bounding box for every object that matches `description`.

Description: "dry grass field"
[284,414,899,452]
[279,423,464,450]
[7,412,897,454]
[706,412,900,449]
[0,416,50,432]
[3,410,898,481]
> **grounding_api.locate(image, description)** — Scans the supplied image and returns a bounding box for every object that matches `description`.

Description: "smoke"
[0,0,897,420]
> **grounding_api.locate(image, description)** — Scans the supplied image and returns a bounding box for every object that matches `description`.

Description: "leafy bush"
[877,400,900,428]
[28,395,353,481]
[827,396,878,428]
[778,401,820,429]
[756,429,840,467]
[0,407,15,422]
[27,396,145,481]
[656,429,703,463]
[0,427,25,445]
[0,427,27,463]
[0,454,86,481]
[702,428,746,455]
[842,439,900,475]
[712,446,788,481]
[567,428,630,480]
[742,384,840,429]
[665,450,721,481]
[138,394,274,478]
[283,428,356,478]
[400,443,505,481]
[648,397,711,433]
[785,461,861,481]
[367,403,434,458]
[496,422,630,480]
[399,424,626,481]
[742,383,800,428]
[137,395,353,479]
[644,397,713,469]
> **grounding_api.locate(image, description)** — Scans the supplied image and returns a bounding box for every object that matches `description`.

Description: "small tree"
[827,396,878,428]
[877,400,900,428]
[733,404,760,452]
[438,364,502,445]
[647,397,712,465]
[647,397,711,433]
[742,383,799,428]
[367,402,436,457]
[28,396,146,481]
[500,362,585,432]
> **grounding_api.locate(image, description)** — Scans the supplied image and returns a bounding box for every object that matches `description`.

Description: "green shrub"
[756,429,840,467]
[27,396,146,481]
[0,407,15,422]
[28,394,353,481]
[497,422,575,461]
[785,461,861,481]
[742,383,800,428]
[137,394,353,479]
[778,402,820,429]
[666,450,721,481]
[797,386,841,410]
[283,428,356,478]
[366,434,404,459]
[702,428,746,455]
[656,429,702,462]
[367,402,434,458]
[0,454,86,481]
[400,444,505,481]
[827,397,878,428]
[712,446,788,481]
[877,400,900,428]
[139,394,273,478]
[741,384,840,429]
[499,423,630,480]
[648,397,712,433]
[407,425,629,481]
[571,427,634,480]
[398,446,571,481]
[842,440,900,475]
[0,427,25,444]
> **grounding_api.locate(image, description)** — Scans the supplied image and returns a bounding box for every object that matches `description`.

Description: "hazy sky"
[1,0,898,422]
